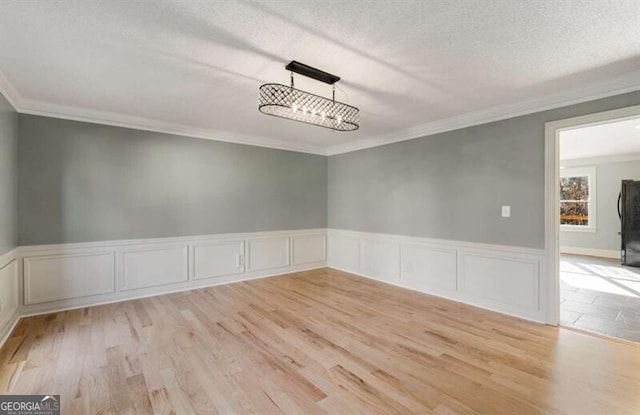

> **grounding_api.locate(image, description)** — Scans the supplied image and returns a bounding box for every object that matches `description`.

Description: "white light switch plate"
[501,205,511,218]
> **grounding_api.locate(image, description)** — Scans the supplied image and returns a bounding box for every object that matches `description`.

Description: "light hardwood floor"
[0,268,639,414]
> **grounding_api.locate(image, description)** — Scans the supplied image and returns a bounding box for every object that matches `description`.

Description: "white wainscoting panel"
[459,252,539,313]
[292,234,326,265]
[193,240,244,280]
[401,243,457,293]
[327,229,547,323]
[247,237,290,271]
[327,233,359,271]
[360,238,400,282]
[0,257,18,331]
[24,251,115,304]
[121,245,188,291]
[15,229,326,317]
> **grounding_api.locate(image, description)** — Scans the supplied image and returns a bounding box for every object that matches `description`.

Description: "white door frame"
[544,104,640,325]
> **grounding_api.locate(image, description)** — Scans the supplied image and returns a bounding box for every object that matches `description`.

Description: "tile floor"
[560,254,640,342]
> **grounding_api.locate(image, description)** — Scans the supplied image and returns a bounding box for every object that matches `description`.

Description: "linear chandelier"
[258,61,359,131]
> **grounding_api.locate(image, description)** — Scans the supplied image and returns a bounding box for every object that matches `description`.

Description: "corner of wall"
[0,249,20,348]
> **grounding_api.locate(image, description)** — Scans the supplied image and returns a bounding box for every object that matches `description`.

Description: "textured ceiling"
[560,117,640,161]
[0,0,639,154]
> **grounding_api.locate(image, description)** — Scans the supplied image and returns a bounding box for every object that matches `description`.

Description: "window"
[560,166,596,231]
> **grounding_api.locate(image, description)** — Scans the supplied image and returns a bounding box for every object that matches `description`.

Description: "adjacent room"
[0,1,639,414]
[559,118,640,342]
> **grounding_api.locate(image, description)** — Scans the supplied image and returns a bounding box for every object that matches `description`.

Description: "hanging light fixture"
[258,61,359,131]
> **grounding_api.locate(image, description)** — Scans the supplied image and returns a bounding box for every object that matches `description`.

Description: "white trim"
[0,248,17,270]
[17,228,326,255]
[561,153,640,167]
[327,228,544,256]
[327,73,640,155]
[0,310,20,348]
[0,226,568,344]
[20,264,324,319]
[327,229,547,324]
[0,69,22,110]
[560,247,619,260]
[331,264,544,324]
[544,104,640,326]
[17,229,326,317]
[19,100,328,156]
[2,67,639,156]
[0,249,19,349]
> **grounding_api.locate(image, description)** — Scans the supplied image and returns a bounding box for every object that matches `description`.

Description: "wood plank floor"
[0,268,639,414]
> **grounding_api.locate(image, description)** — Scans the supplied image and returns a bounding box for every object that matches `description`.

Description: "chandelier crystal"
[258,61,359,131]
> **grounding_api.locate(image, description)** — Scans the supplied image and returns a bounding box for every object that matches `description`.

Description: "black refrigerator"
[619,180,640,266]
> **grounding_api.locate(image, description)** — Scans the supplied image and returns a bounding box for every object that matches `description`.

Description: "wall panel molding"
[247,236,290,271]
[360,238,400,283]
[327,229,547,323]
[292,234,326,266]
[120,244,188,291]
[16,229,326,317]
[24,251,115,304]
[1,227,552,347]
[0,250,19,347]
[193,240,245,280]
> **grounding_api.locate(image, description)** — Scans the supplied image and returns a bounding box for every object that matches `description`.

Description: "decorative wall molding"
[1,227,556,348]
[560,246,619,260]
[120,244,189,291]
[24,251,116,304]
[326,229,548,323]
[20,100,329,156]
[16,229,327,318]
[0,249,19,347]
[0,68,326,155]
[292,234,327,266]
[326,73,640,155]
[192,239,245,280]
[0,70,22,110]
[247,236,290,271]
[560,152,640,168]
[0,249,17,272]
[2,66,638,157]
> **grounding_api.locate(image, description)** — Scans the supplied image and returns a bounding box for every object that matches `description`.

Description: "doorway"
[545,105,640,343]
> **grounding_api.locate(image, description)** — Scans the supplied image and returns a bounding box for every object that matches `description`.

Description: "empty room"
[0,1,639,414]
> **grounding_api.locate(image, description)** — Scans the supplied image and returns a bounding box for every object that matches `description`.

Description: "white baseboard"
[327,229,548,324]
[0,227,555,349]
[0,310,20,347]
[560,246,619,259]
[20,263,324,318]
[0,230,325,337]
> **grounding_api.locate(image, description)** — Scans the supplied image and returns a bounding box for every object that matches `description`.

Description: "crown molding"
[560,152,640,167]
[0,67,327,155]
[0,69,23,111]
[2,66,639,157]
[18,100,328,155]
[326,72,640,155]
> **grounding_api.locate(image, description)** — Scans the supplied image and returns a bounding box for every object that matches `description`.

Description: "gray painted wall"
[18,115,327,245]
[328,91,640,249]
[0,92,18,255]
[560,160,640,252]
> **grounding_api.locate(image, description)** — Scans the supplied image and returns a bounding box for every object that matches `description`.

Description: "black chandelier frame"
[258,61,360,132]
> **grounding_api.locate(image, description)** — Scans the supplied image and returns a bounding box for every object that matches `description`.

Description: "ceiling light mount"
[258,61,359,132]
[285,60,340,85]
